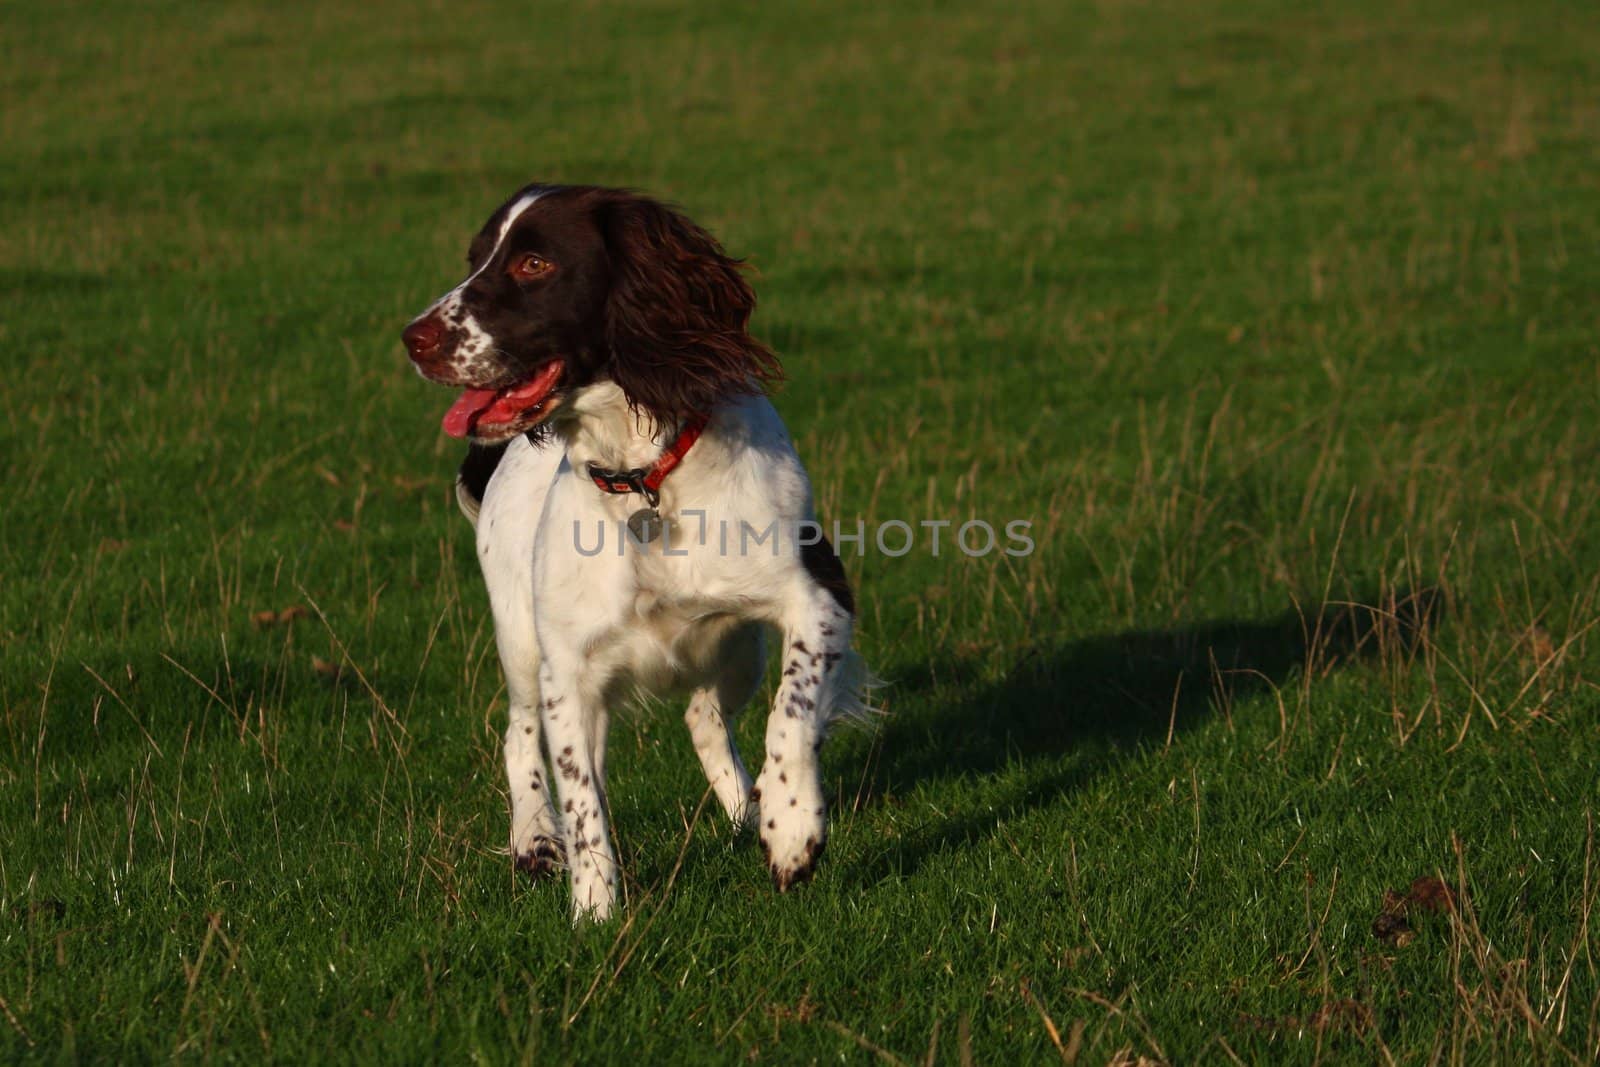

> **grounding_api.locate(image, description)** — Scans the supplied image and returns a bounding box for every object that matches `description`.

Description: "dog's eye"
[508,253,556,283]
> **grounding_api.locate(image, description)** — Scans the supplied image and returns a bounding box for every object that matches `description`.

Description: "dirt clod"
[1372,875,1461,945]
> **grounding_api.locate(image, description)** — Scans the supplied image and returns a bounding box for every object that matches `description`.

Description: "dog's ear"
[597,194,781,424]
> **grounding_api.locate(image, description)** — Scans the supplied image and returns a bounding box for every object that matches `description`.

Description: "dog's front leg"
[506,691,564,879]
[473,438,566,880]
[490,565,563,880]
[754,589,854,891]
[538,653,619,921]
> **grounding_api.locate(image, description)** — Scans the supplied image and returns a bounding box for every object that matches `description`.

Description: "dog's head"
[401,184,780,443]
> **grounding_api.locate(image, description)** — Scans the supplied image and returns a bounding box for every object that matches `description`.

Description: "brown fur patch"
[800,534,855,615]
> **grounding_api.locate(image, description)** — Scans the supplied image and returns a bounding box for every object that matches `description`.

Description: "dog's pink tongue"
[442,389,499,438]
[441,360,565,438]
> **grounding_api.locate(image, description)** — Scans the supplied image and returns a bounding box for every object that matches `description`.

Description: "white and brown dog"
[402,184,870,920]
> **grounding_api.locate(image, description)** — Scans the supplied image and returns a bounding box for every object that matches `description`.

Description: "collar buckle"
[588,465,661,508]
[584,413,709,510]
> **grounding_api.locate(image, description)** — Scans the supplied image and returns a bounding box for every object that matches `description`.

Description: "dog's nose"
[402,316,447,362]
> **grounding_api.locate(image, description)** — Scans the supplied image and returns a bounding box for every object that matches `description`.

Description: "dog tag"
[627,507,663,544]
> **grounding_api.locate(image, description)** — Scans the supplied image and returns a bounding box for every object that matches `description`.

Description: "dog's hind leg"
[684,622,764,829]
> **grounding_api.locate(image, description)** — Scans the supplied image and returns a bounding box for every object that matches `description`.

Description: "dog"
[401,184,870,920]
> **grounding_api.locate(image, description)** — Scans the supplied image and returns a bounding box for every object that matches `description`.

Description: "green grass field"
[4,0,1599,1061]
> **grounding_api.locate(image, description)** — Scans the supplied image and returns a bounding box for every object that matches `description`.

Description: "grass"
[3,0,1599,1061]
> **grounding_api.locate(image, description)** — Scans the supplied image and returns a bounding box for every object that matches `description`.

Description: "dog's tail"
[455,441,512,528]
[823,650,884,730]
[455,477,483,526]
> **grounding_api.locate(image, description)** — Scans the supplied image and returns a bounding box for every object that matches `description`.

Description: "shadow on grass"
[847,589,1441,884]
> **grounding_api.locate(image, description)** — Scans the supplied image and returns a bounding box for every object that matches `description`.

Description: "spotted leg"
[753,590,854,891]
[493,575,564,880]
[539,654,619,921]
[505,693,564,879]
[684,622,764,829]
[473,444,564,880]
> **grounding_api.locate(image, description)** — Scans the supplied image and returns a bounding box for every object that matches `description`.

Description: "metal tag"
[626,507,663,544]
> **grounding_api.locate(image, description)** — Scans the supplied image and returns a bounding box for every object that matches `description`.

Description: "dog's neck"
[554,381,685,473]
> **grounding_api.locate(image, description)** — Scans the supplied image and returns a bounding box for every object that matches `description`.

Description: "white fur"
[472,436,564,869]
[412,191,545,386]
[470,382,868,920]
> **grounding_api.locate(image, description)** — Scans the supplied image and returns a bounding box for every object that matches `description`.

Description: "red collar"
[586,413,710,507]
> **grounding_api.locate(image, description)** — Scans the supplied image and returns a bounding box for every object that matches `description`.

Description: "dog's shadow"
[842,589,1441,884]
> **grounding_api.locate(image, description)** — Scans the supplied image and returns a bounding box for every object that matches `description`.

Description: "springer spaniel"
[401,185,870,920]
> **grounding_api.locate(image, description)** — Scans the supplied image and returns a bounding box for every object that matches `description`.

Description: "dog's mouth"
[441,360,566,441]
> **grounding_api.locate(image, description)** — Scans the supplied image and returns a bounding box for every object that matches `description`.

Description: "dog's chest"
[622,516,777,610]
[630,587,702,643]
[586,583,735,693]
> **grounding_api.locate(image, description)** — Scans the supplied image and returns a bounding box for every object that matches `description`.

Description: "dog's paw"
[763,832,826,892]
[513,836,566,881]
[756,786,828,892]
